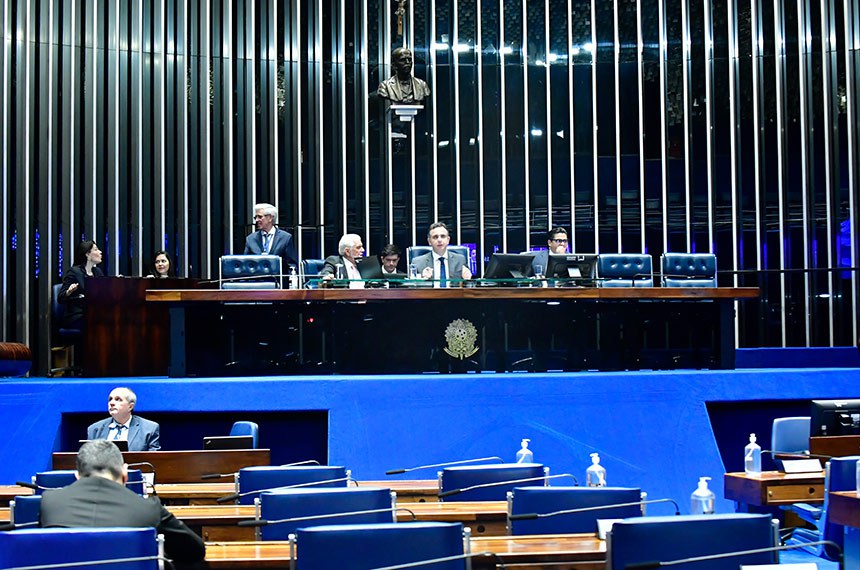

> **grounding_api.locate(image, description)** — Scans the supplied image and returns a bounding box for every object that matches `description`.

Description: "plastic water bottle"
[744,433,762,475]
[516,439,533,463]
[289,266,299,290]
[586,452,607,487]
[690,477,715,514]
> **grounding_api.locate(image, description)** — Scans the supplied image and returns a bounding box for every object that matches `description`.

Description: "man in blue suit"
[87,387,160,452]
[244,202,298,270]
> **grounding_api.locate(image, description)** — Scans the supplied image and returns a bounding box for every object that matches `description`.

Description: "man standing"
[412,222,472,287]
[87,387,160,452]
[532,227,569,275]
[40,441,205,568]
[244,203,298,270]
[321,234,366,289]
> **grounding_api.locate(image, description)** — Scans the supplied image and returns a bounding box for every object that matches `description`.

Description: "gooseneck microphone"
[624,540,843,570]
[14,481,40,490]
[385,457,505,475]
[201,460,322,480]
[0,520,40,531]
[237,506,417,527]
[508,498,680,521]
[216,476,353,503]
[438,473,578,499]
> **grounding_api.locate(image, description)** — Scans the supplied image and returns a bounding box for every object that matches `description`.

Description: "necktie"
[262,233,271,253]
[439,257,447,288]
[113,425,125,440]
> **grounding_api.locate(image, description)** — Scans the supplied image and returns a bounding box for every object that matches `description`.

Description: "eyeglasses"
[551,238,568,243]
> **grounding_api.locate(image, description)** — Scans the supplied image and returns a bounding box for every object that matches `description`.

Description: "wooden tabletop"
[828,491,860,528]
[0,507,9,524]
[724,471,825,507]
[0,485,33,507]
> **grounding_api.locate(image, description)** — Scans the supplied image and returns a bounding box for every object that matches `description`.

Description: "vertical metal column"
[797,0,813,346]
[613,0,622,249]
[821,0,838,345]
[773,0,789,345]
[703,0,715,252]
[681,0,692,250]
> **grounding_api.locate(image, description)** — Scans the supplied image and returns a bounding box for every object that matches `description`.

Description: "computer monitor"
[810,399,860,437]
[483,253,536,280]
[203,435,255,450]
[545,253,598,283]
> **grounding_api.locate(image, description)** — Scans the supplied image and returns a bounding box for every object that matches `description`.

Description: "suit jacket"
[58,265,105,329]
[40,476,205,565]
[530,250,549,274]
[244,227,298,268]
[87,415,161,452]
[411,250,468,281]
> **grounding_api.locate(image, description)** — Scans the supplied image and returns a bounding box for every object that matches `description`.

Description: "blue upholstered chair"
[219,254,282,289]
[300,259,326,288]
[230,420,260,449]
[439,463,548,502]
[50,283,82,377]
[607,513,778,570]
[596,254,654,287]
[771,416,812,471]
[290,522,468,570]
[405,246,471,272]
[255,487,396,540]
[236,465,350,505]
[33,470,77,495]
[9,495,42,528]
[660,253,718,287]
[0,527,162,570]
[507,486,643,535]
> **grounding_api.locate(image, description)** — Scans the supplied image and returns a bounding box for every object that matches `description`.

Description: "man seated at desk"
[531,227,568,276]
[87,387,160,452]
[412,222,472,287]
[321,234,366,289]
[41,441,205,568]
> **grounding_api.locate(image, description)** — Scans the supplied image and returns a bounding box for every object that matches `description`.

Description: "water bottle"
[744,433,762,474]
[690,476,715,514]
[289,266,299,290]
[516,439,533,463]
[409,263,418,279]
[586,452,607,487]
[335,263,345,280]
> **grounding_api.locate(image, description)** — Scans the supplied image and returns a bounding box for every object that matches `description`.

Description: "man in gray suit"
[87,387,160,452]
[412,222,472,287]
[41,441,205,567]
[244,202,298,269]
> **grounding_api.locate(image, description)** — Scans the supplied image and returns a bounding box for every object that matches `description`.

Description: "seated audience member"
[531,227,568,275]
[40,440,205,568]
[411,222,471,287]
[320,234,366,289]
[146,250,175,278]
[87,387,161,451]
[58,240,104,329]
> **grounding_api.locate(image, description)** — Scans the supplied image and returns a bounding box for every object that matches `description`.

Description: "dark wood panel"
[810,435,860,458]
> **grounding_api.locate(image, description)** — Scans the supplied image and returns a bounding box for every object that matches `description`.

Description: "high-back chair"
[405,246,472,273]
[507,486,643,535]
[255,487,395,540]
[771,416,812,471]
[660,253,718,287]
[439,463,547,502]
[607,513,778,570]
[33,470,77,495]
[596,254,654,287]
[9,495,42,528]
[300,259,326,288]
[290,522,469,570]
[236,465,349,505]
[219,254,282,289]
[230,420,260,449]
[0,527,163,570]
[50,283,82,376]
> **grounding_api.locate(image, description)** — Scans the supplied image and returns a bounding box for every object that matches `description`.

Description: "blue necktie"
[113,425,125,440]
[439,257,447,288]
[262,232,271,253]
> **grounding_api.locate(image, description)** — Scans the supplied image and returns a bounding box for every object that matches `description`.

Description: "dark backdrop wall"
[1,0,859,373]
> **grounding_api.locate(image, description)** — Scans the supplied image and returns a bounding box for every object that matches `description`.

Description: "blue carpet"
[780,549,838,569]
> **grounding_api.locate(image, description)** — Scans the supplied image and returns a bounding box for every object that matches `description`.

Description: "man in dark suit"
[244,202,298,270]
[40,441,205,567]
[531,227,569,276]
[411,222,472,287]
[320,233,366,288]
[87,387,160,452]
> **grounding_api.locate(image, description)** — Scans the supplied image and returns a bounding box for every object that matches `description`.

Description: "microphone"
[201,460,321,480]
[1,554,168,570]
[624,539,843,570]
[509,498,680,521]
[15,481,39,490]
[385,457,505,475]
[0,520,40,531]
[367,552,499,570]
[237,506,414,527]
[438,473,578,499]
[216,476,353,503]
[760,449,831,460]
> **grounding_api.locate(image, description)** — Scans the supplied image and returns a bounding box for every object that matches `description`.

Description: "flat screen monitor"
[203,435,255,450]
[483,253,536,280]
[545,253,598,283]
[810,399,860,437]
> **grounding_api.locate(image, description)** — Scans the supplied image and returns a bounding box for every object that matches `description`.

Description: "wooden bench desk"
[724,471,825,508]
[0,485,33,507]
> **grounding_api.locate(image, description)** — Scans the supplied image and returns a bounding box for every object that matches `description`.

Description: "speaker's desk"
[148,286,759,375]
[204,534,606,569]
[724,471,825,508]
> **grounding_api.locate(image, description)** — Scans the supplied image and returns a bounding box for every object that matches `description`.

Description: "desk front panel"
[724,471,825,507]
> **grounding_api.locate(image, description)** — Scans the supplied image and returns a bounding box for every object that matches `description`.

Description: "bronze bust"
[378,48,431,104]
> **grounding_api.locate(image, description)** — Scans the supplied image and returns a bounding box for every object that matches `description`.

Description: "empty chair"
[9,495,42,528]
[230,420,260,449]
[607,513,777,570]
[660,253,717,287]
[439,463,547,502]
[507,486,642,535]
[0,527,162,570]
[33,470,77,494]
[291,521,468,570]
[220,254,282,289]
[256,486,395,540]
[596,254,654,287]
[236,465,349,505]
[300,258,326,288]
[772,416,812,471]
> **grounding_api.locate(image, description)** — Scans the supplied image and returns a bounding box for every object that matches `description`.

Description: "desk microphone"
[367,551,500,570]
[508,497,680,521]
[14,481,40,490]
[216,476,353,503]
[237,506,416,527]
[438,473,578,499]
[624,539,843,570]
[0,520,40,531]
[760,450,832,460]
[200,460,321,480]
[385,457,504,475]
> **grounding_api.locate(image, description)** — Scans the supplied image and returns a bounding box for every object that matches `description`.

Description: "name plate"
[782,458,824,474]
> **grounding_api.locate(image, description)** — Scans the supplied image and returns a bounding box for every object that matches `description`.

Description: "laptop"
[203,435,254,450]
[79,439,129,452]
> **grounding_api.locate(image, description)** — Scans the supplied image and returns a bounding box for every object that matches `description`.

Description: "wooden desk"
[829,491,860,569]
[52,450,270,484]
[204,534,606,570]
[810,435,860,458]
[0,485,33,507]
[0,507,9,524]
[724,471,825,507]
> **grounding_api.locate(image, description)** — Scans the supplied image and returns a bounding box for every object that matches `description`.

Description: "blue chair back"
[821,456,860,559]
[406,246,471,268]
[508,486,642,535]
[0,527,160,570]
[10,495,42,527]
[607,513,777,570]
[439,463,546,502]
[34,470,77,495]
[237,465,349,505]
[125,469,146,496]
[660,253,717,287]
[292,522,466,570]
[258,487,395,540]
[300,259,326,288]
[771,416,811,453]
[596,254,654,287]
[230,420,260,448]
[220,254,282,289]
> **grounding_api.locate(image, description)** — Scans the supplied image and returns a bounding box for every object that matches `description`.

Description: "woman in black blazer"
[58,240,104,329]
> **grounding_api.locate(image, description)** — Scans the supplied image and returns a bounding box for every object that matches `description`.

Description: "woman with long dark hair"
[58,240,104,329]
[147,250,175,278]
